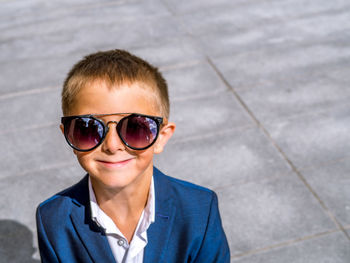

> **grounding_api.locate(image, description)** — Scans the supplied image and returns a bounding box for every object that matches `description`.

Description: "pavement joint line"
[159,0,176,16]
[59,0,131,11]
[206,56,350,241]
[0,86,60,101]
[230,228,340,260]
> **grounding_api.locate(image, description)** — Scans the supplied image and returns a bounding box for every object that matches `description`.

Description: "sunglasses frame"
[61,113,164,152]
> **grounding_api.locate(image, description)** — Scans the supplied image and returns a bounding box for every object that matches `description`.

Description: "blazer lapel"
[67,176,116,263]
[143,167,176,263]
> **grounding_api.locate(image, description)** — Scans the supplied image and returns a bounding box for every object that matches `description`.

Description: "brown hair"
[62,49,169,118]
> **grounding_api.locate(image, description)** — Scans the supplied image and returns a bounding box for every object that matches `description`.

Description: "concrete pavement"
[1,0,350,262]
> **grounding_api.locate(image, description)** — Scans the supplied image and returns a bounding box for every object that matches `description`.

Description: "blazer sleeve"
[194,192,230,263]
[36,206,60,263]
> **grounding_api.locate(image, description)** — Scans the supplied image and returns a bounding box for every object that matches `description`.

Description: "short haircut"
[62,49,169,118]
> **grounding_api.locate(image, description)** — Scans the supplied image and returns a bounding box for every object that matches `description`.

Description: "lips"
[97,158,134,168]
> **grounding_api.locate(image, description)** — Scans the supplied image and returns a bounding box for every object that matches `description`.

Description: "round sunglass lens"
[66,117,104,150]
[119,115,158,149]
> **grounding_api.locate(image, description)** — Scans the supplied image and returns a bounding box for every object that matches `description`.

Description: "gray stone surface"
[130,36,204,68]
[0,219,40,263]
[231,231,350,263]
[182,0,350,58]
[1,0,349,262]
[265,104,350,169]
[0,88,61,132]
[211,46,350,123]
[155,127,291,190]
[0,2,182,61]
[1,57,74,95]
[0,126,75,179]
[301,158,350,226]
[0,165,85,261]
[217,174,336,256]
[164,61,228,99]
[170,91,254,140]
[0,164,84,230]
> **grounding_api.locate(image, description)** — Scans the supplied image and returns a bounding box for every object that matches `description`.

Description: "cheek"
[135,148,155,165]
[75,152,94,170]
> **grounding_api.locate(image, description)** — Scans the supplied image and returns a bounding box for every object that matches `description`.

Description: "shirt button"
[117,239,125,246]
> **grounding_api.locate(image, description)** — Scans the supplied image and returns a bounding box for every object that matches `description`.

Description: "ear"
[59,124,64,135]
[154,122,176,154]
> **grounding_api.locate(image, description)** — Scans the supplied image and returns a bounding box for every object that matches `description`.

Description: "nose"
[101,121,125,153]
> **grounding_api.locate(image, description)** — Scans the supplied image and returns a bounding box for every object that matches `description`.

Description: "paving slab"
[265,103,350,169]
[0,219,39,263]
[165,0,350,16]
[164,61,228,99]
[0,126,75,179]
[216,174,336,257]
[164,0,239,14]
[301,158,350,226]
[231,231,350,263]
[129,36,204,68]
[0,164,84,230]
[191,2,350,57]
[211,43,350,94]
[0,9,185,62]
[0,56,77,95]
[0,88,61,133]
[170,90,254,141]
[0,0,170,34]
[155,127,291,190]
[0,0,117,20]
[217,57,350,123]
[0,164,85,262]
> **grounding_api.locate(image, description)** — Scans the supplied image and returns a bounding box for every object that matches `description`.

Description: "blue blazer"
[36,167,230,262]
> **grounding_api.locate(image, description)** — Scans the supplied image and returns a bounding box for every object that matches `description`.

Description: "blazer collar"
[143,167,176,263]
[65,175,116,263]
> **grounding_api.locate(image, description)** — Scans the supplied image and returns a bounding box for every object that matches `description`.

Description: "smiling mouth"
[97,158,133,168]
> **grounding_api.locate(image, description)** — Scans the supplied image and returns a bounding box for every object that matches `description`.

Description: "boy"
[36,50,230,263]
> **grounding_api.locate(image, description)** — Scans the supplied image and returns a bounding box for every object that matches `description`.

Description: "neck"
[90,166,153,242]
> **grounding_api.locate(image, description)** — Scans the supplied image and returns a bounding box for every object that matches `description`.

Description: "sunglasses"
[61,113,164,152]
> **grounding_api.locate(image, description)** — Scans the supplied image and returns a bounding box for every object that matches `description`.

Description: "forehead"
[69,80,161,116]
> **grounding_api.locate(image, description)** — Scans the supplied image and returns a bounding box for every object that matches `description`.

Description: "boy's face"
[64,80,175,192]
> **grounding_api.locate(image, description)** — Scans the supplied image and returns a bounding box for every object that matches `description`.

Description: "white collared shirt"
[88,177,155,263]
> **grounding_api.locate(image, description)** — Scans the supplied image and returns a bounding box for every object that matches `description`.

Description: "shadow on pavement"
[0,219,40,263]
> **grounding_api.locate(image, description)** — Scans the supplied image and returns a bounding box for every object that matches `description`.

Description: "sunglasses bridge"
[104,120,120,133]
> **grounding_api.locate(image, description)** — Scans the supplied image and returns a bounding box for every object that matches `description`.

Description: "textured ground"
[1,0,350,262]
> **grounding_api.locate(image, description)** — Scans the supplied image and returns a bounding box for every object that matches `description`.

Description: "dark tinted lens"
[119,115,158,149]
[65,117,104,150]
